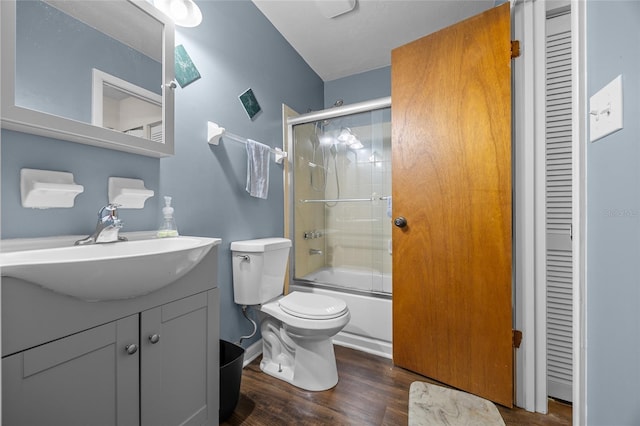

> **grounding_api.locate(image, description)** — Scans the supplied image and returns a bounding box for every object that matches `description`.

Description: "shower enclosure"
[286,98,392,357]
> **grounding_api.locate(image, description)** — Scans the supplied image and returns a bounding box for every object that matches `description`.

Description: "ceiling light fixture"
[315,0,357,19]
[154,0,202,27]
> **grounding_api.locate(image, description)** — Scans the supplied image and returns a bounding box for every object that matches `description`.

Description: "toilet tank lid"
[230,237,291,252]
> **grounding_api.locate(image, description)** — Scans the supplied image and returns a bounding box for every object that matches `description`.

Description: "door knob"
[149,334,160,344]
[394,216,408,228]
[125,344,138,355]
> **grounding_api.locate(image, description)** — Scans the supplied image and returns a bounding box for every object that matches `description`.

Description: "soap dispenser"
[157,196,179,237]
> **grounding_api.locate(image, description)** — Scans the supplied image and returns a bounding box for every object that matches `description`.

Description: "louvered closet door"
[545,11,573,403]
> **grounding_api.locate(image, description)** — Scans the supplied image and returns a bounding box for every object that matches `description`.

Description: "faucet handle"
[98,203,121,221]
[102,202,121,212]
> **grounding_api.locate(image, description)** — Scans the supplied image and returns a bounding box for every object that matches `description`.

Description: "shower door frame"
[285,97,392,296]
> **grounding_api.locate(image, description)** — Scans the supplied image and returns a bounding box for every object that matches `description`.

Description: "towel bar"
[206,121,287,164]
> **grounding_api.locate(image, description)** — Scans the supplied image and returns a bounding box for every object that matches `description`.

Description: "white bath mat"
[408,382,505,425]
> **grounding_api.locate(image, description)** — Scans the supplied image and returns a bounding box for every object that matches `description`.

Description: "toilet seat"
[279,292,347,320]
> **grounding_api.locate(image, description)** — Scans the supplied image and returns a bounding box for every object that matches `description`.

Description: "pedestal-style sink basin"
[0,233,221,302]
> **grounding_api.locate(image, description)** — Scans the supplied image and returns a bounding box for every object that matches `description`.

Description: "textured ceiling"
[252,0,496,81]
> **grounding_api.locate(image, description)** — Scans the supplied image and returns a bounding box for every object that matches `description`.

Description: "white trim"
[91,68,162,129]
[533,0,548,413]
[572,0,587,424]
[513,0,547,413]
[533,1,549,413]
[242,340,263,368]
[239,334,394,369]
[333,332,392,359]
[512,0,534,410]
[533,0,549,412]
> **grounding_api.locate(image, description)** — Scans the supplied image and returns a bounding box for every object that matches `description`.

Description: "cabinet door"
[141,289,219,426]
[3,315,139,426]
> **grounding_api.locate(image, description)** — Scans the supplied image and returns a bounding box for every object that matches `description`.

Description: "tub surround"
[287,101,392,360]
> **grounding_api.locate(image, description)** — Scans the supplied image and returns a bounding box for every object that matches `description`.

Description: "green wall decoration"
[238,88,261,119]
[174,44,201,88]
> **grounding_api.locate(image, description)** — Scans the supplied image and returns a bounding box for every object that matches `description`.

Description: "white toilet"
[231,237,350,391]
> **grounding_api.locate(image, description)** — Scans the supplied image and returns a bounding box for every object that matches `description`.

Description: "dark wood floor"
[221,345,572,425]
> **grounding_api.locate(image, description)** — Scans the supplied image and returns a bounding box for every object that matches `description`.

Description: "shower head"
[320,101,343,127]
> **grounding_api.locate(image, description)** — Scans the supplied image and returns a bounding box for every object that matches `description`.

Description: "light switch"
[590,75,623,142]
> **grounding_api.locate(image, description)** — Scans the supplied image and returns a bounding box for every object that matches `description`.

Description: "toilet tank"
[231,238,292,305]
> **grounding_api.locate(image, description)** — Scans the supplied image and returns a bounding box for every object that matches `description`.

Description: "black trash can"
[219,340,245,422]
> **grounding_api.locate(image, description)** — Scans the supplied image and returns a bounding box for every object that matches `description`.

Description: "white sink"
[0,233,221,302]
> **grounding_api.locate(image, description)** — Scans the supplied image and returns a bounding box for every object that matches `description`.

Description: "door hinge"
[511,40,521,59]
[512,330,523,348]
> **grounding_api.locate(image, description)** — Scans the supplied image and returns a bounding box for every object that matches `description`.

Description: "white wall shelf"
[108,177,154,209]
[20,168,84,209]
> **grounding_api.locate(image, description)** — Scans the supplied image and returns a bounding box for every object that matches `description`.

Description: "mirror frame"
[1,0,175,158]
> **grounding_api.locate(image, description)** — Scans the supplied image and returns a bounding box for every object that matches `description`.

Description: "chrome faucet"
[75,203,127,245]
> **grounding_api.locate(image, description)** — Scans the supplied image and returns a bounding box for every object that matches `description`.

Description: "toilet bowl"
[260,292,350,391]
[231,238,351,391]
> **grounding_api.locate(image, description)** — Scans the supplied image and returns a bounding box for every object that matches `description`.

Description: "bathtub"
[291,267,392,358]
[300,266,392,294]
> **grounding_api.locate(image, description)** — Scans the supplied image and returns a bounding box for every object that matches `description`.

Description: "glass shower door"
[291,107,392,296]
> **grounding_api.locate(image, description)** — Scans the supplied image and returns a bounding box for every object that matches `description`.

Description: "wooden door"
[391,3,513,407]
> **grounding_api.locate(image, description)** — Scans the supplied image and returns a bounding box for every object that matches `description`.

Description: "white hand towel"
[245,139,270,199]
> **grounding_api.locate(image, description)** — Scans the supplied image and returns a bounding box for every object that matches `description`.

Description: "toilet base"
[260,317,339,391]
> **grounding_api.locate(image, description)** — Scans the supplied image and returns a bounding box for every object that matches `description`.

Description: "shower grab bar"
[301,196,390,203]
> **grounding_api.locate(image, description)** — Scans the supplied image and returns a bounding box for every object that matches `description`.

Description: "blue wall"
[586,1,640,424]
[161,0,323,345]
[324,66,390,108]
[1,130,160,237]
[1,0,323,347]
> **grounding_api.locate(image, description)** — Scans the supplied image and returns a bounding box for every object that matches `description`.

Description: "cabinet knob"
[125,344,138,355]
[149,334,160,344]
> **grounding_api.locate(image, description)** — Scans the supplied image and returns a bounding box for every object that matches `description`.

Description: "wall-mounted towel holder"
[207,121,287,164]
[20,168,84,209]
[108,177,154,209]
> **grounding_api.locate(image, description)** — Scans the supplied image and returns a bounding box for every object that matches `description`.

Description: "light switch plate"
[589,75,623,142]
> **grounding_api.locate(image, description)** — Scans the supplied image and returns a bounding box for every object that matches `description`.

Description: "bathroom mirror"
[1,0,175,157]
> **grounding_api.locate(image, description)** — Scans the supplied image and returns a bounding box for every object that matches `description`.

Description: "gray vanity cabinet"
[2,240,221,425]
[141,290,218,426]
[3,314,140,426]
[2,288,220,426]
